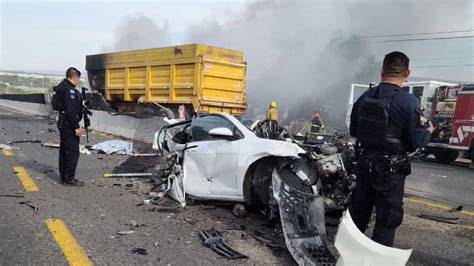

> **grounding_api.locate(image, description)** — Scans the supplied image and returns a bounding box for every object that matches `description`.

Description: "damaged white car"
[154,113,354,206]
[152,113,412,265]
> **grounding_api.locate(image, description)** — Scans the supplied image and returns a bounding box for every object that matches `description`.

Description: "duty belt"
[361,152,410,174]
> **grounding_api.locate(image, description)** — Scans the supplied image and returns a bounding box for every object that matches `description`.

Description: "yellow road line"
[13,166,39,192]
[45,219,93,266]
[404,197,474,217]
[3,149,13,156]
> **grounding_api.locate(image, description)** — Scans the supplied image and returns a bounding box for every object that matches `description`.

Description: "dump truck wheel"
[433,148,458,164]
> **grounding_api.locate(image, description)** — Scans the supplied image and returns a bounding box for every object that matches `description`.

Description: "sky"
[0,0,473,82]
[0,0,247,72]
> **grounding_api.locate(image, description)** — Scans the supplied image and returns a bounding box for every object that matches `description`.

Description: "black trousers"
[349,156,406,247]
[58,124,80,181]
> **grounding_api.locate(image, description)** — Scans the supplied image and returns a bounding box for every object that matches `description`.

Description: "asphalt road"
[406,160,474,210]
[1,106,473,265]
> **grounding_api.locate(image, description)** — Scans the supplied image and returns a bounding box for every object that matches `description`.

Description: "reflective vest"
[311,118,324,135]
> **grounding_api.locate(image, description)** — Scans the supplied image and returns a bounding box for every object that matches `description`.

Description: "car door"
[183,115,242,198]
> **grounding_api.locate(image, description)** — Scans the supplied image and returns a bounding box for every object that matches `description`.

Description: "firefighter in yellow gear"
[266,101,279,121]
[311,112,325,135]
[264,101,279,139]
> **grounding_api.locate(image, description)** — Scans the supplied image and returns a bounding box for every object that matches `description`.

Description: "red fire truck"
[425,84,474,166]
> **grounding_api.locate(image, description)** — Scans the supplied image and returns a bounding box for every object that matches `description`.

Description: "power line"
[375,56,474,63]
[411,55,474,61]
[411,64,474,68]
[376,35,474,42]
[358,29,474,39]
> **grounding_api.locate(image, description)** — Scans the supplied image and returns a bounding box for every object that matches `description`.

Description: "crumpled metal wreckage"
[153,113,412,265]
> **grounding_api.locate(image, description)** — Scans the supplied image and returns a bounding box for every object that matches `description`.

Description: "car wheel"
[277,168,313,194]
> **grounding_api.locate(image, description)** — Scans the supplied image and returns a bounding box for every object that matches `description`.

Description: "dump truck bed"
[86,44,247,115]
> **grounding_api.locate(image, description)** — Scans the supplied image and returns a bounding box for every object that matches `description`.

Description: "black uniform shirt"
[350,82,431,155]
[57,79,82,130]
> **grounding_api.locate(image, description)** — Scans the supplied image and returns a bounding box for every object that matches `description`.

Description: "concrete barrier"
[0,93,46,104]
[0,99,52,117]
[88,110,165,143]
[0,99,164,143]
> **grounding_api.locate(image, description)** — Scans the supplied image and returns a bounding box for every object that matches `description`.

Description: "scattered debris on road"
[19,200,38,213]
[117,230,136,235]
[126,220,146,228]
[7,139,41,144]
[335,211,413,265]
[103,172,153,178]
[232,203,247,218]
[419,213,460,224]
[225,222,245,231]
[131,247,148,255]
[449,205,463,213]
[0,144,20,150]
[199,228,248,260]
[130,153,159,157]
[42,142,60,148]
[80,145,91,155]
[0,194,25,198]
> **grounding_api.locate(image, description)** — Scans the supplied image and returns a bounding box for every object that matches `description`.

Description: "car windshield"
[190,115,244,141]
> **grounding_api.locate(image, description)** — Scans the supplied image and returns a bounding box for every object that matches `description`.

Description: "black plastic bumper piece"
[199,228,248,260]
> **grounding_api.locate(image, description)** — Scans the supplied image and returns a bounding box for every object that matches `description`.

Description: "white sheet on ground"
[91,140,133,155]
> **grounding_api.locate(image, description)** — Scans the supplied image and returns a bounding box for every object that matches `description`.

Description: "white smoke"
[102,1,473,130]
[187,0,473,129]
[186,1,378,128]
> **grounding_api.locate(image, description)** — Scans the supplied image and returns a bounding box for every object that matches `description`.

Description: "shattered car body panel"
[272,168,336,265]
[335,211,412,266]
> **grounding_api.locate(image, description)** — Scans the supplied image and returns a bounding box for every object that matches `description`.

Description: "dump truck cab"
[86,44,247,118]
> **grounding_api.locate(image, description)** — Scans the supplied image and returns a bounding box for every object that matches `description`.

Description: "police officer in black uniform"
[56,67,84,186]
[349,52,434,247]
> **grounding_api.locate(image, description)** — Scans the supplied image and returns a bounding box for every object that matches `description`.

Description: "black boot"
[64,178,84,186]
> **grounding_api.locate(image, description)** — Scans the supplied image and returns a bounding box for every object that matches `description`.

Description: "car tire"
[277,168,313,194]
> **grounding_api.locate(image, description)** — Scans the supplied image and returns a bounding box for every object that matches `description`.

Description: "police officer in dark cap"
[349,51,434,247]
[55,67,84,186]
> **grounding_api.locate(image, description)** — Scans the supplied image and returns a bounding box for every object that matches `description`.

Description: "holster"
[57,112,66,130]
[386,155,411,176]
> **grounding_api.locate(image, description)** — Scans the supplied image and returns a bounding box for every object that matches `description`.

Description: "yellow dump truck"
[85,44,247,117]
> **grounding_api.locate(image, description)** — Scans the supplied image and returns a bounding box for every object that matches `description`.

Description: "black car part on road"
[199,228,248,260]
